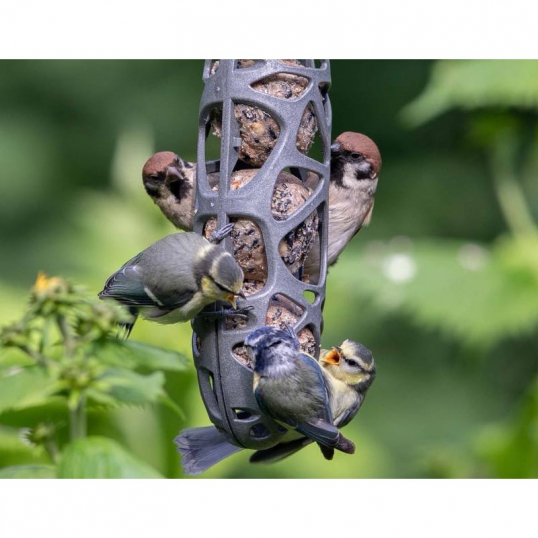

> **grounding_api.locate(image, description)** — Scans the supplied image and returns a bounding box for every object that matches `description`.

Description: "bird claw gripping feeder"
[192,59,332,450]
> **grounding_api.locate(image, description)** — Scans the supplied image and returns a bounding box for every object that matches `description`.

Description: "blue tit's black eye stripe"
[212,278,234,295]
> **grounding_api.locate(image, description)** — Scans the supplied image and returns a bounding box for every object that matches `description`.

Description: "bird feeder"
[192,59,331,450]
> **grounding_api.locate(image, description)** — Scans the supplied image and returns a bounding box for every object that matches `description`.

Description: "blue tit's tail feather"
[117,307,138,340]
[249,438,314,464]
[335,433,355,454]
[297,420,355,458]
[175,426,242,475]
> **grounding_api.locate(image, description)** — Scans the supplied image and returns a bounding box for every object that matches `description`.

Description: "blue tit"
[250,339,376,464]
[98,231,245,336]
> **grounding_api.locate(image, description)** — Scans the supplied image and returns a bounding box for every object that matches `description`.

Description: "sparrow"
[304,131,382,280]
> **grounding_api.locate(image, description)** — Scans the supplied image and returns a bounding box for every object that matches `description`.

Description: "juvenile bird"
[250,338,376,464]
[98,230,245,336]
[176,328,361,475]
[304,131,382,280]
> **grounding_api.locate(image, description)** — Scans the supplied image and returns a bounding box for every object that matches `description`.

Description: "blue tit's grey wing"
[99,252,197,311]
[249,437,314,464]
[296,352,334,424]
[175,426,242,475]
[98,253,157,307]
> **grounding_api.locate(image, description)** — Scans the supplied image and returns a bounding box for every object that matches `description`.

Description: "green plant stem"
[21,344,49,369]
[44,438,60,464]
[57,314,76,358]
[490,139,538,238]
[69,395,87,441]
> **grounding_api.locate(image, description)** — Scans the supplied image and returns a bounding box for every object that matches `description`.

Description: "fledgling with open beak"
[304,131,382,280]
[142,151,196,231]
[319,339,376,427]
[98,229,245,337]
[175,327,356,475]
[249,339,376,464]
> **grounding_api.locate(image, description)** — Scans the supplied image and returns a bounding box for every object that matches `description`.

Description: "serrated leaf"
[0,464,56,478]
[0,367,60,415]
[0,348,35,368]
[331,239,538,348]
[87,369,183,417]
[401,60,538,127]
[57,436,163,478]
[94,339,190,372]
[100,369,165,404]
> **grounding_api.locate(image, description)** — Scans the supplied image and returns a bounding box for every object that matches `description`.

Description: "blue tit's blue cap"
[244,325,299,351]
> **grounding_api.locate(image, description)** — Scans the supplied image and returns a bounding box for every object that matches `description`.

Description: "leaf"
[0,367,60,415]
[57,436,163,478]
[331,238,538,348]
[88,369,183,417]
[94,340,190,372]
[0,425,45,462]
[474,378,538,478]
[0,348,34,368]
[401,60,538,127]
[0,465,56,478]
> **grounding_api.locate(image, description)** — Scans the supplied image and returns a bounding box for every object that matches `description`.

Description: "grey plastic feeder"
[192,59,332,450]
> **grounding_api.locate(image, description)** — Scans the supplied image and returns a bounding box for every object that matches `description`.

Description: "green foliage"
[333,236,538,348]
[402,60,538,127]
[57,437,163,478]
[0,273,188,478]
[0,465,56,479]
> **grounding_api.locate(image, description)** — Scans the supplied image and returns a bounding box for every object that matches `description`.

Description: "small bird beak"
[236,289,246,300]
[166,166,182,182]
[321,347,341,365]
[330,142,343,155]
[226,294,238,309]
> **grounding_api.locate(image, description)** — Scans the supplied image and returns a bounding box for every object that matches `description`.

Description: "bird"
[304,131,382,281]
[249,338,376,464]
[98,230,245,337]
[320,339,376,427]
[175,328,362,475]
[142,151,197,231]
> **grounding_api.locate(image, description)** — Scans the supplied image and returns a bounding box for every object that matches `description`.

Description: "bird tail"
[335,432,355,454]
[118,307,138,340]
[175,426,242,475]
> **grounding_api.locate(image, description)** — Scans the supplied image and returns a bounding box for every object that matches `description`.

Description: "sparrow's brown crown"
[142,151,178,178]
[335,132,382,175]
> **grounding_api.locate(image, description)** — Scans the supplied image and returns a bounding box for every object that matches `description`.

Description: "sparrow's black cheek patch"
[330,159,345,187]
[169,178,192,202]
[355,161,373,180]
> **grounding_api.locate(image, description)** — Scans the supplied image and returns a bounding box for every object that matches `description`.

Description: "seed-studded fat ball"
[210,60,318,167]
[203,169,318,281]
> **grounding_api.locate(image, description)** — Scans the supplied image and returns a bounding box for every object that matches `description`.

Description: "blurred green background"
[1,60,538,478]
